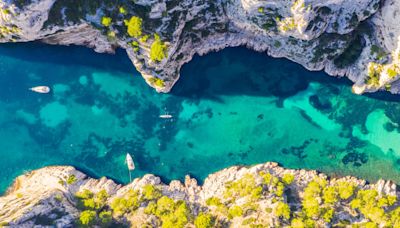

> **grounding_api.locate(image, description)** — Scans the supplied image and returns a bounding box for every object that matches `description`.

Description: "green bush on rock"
[66,174,77,185]
[75,189,112,226]
[224,173,262,200]
[194,212,214,228]
[150,34,167,62]
[79,210,96,226]
[144,196,191,228]
[142,184,162,201]
[322,186,338,204]
[148,77,165,88]
[101,16,112,27]
[111,189,141,216]
[282,174,295,185]
[336,181,355,200]
[274,201,290,220]
[228,205,243,219]
[99,211,112,225]
[126,16,142,38]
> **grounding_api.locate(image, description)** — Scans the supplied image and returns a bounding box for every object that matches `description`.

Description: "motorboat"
[29,86,50,93]
[126,153,135,171]
[126,153,135,182]
[159,114,173,119]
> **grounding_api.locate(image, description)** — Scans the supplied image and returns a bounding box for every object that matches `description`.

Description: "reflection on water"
[1,44,400,194]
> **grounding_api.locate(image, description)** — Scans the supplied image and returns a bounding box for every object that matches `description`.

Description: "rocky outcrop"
[0,0,399,94]
[0,162,398,227]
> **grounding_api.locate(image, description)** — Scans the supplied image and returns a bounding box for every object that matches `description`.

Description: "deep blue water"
[1,43,400,194]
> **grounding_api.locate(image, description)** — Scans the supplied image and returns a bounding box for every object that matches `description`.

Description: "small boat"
[29,86,50,94]
[126,153,135,171]
[125,153,135,182]
[159,114,173,119]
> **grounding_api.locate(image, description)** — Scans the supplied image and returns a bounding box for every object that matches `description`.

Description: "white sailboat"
[29,86,50,94]
[160,107,173,119]
[159,114,173,119]
[125,153,135,182]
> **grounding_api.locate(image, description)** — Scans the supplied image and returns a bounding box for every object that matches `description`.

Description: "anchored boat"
[159,114,173,119]
[126,153,135,182]
[29,86,50,94]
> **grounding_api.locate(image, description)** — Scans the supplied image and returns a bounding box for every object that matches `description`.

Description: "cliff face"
[0,0,399,94]
[0,163,398,227]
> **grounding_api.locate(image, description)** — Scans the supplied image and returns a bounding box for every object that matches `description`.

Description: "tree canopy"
[126,16,142,38]
[150,34,167,62]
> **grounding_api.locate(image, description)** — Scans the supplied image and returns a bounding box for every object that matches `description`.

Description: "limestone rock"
[0,0,399,94]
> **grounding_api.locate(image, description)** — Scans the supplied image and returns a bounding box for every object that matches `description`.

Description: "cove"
[1,43,400,194]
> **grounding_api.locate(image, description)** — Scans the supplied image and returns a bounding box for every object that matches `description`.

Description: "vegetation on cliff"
[1,164,400,227]
[64,169,399,227]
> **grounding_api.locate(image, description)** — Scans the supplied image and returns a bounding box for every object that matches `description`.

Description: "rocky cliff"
[0,162,399,227]
[0,0,399,94]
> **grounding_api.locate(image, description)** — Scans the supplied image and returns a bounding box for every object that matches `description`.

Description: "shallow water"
[1,43,400,194]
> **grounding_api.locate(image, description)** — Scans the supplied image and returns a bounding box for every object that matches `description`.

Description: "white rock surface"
[0,162,398,226]
[0,0,398,94]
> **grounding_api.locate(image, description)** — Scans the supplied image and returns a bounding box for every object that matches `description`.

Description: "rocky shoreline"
[0,0,399,94]
[0,162,398,227]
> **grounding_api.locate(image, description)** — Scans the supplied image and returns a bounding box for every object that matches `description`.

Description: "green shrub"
[228,205,243,219]
[75,189,109,211]
[386,66,398,79]
[282,174,294,185]
[194,212,214,228]
[76,189,93,199]
[224,173,262,200]
[275,182,285,197]
[302,179,323,218]
[322,186,338,204]
[119,6,127,15]
[206,197,228,215]
[290,217,316,227]
[206,197,222,206]
[140,34,150,43]
[126,16,142,38]
[148,196,191,228]
[148,77,165,88]
[274,40,282,48]
[112,190,140,215]
[367,62,383,86]
[350,189,393,224]
[322,208,334,223]
[101,16,112,27]
[275,202,290,220]
[144,201,157,215]
[79,210,96,226]
[67,174,77,185]
[370,45,386,60]
[333,35,363,68]
[150,34,168,62]
[142,184,162,201]
[99,211,112,225]
[94,189,109,210]
[336,181,355,200]
[260,171,273,185]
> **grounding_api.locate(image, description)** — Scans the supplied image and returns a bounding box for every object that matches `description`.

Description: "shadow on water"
[172,47,353,99]
[364,91,400,102]
[0,42,136,75]
[3,42,397,103]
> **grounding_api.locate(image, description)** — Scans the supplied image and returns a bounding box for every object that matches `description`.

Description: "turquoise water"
[1,43,400,194]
